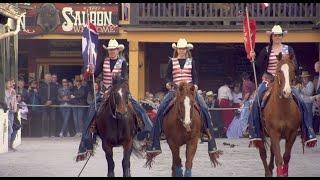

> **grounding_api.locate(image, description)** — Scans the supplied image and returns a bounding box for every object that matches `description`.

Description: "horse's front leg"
[268,145,275,177]
[269,129,284,177]
[282,130,298,177]
[102,142,115,177]
[258,143,272,177]
[185,137,198,177]
[168,140,183,177]
[122,140,133,177]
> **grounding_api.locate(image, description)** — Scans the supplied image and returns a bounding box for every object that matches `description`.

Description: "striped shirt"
[267,45,289,76]
[267,50,278,75]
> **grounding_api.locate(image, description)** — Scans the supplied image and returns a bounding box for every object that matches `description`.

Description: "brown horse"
[147,82,221,177]
[95,75,140,177]
[258,52,301,177]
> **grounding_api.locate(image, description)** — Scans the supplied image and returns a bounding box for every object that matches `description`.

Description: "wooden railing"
[129,3,320,28]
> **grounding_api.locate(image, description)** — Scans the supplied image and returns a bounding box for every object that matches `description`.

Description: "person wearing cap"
[206,91,224,137]
[146,38,221,158]
[76,39,153,161]
[298,71,315,134]
[248,25,317,148]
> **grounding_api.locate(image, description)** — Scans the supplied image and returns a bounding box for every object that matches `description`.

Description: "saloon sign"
[19,3,119,36]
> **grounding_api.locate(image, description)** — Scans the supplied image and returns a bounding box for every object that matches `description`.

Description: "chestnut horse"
[95,75,140,177]
[258,53,301,177]
[147,82,221,177]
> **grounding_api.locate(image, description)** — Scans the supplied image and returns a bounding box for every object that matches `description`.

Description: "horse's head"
[175,82,197,131]
[109,74,130,119]
[275,52,296,98]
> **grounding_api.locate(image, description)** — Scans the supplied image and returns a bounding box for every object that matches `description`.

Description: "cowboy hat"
[206,91,217,97]
[103,39,125,51]
[266,25,288,36]
[172,38,193,50]
[300,71,311,78]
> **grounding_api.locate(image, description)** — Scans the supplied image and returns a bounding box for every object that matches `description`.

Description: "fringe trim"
[209,150,223,168]
[75,138,99,162]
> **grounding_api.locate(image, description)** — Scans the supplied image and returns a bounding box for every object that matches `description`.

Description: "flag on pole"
[243,15,256,61]
[82,22,99,75]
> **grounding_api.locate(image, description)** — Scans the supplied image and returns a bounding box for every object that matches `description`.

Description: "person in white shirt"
[231,83,242,108]
[217,77,234,134]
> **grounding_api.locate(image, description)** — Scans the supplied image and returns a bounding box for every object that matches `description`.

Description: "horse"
[146,82,222,177]
[258,52,301,177]
[95,74,140,177]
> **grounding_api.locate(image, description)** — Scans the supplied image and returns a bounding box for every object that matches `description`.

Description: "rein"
[108,92,117,119]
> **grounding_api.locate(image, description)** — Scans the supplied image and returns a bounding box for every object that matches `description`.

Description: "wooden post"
[129,41,139,99]
[138,43,145,100]
[129,41,146,100]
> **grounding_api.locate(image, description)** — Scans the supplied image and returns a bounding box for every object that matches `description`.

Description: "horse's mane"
[111,74,129,91]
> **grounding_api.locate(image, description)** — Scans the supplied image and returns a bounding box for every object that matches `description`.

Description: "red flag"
[243,16,256,61]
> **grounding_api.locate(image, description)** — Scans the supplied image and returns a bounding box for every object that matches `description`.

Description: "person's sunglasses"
[273,34,283,37]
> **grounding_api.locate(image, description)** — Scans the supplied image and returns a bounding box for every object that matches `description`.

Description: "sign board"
[19,3,119,37]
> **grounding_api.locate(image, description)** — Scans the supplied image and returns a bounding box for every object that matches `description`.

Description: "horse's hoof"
[108,172,115,177]
[184,168,192,177]
[175,166,183,177]
[123,169,131,177]
[276,166,287,177]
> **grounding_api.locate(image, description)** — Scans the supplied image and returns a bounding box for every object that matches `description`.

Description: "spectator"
[232,83,242,108]
[313,61,320,134]
[206,91,224,138]
[27,80,42,137]
[218,77,234,134]
[70,76,87,136]
[51,74,62,135]
[39,73,59,137]
[87,81,103,105]
[58,79,72,137]
[17,79,28,102]
[298,71,314,135]
[313,75,319,93]
[5,79,18,151]
[17,94,28,137]
[241,72,256,106]
[51,74,61,88]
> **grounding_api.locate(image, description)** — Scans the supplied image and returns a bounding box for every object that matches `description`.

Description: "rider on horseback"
[146,38,220,157]
[248,25,317,148]
[76,39,153,161]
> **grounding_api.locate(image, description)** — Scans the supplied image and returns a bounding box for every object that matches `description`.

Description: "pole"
[87,9,97,111]
[245,5,264,134]
[245,6,258,90]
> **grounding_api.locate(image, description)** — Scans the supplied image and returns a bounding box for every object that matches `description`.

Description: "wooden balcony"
[128,3,320,30]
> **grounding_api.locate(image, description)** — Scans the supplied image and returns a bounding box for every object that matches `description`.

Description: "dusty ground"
[0,136,319,177]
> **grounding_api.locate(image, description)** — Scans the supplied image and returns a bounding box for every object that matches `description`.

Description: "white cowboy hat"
[266,25,288,36]
[172,38,193,50]
[206,91,215,97]
[103,39,125,51]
